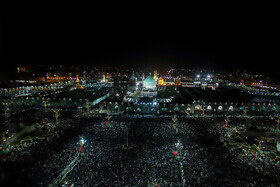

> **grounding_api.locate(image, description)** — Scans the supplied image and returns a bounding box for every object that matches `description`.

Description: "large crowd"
[1,111,280,186]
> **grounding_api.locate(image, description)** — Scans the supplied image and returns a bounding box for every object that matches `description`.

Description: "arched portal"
[218,106,223,111]
[195,105,201,110]
[251,106,255,111]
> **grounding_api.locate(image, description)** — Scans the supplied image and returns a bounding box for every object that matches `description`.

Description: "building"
[158,77,164,86]
[143,76,157,90]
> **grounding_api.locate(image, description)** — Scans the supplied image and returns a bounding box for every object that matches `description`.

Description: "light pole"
[79,136,86,147]
[122,123,131,149]
[201,107,206,115]
[43,101,48,109]
[255,137,264,152]
[85,102,91,111]
[172,114,178,132]
[175,139,183,153]
[243,106,248,115]
[105,113,112,127]
[175,139,185,187]
[126,127,129,147]
[53,109,60,125]
[2,100,10,124]
[172,114,177,123]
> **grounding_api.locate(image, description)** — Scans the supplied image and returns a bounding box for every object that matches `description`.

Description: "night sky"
[1,13,278,79]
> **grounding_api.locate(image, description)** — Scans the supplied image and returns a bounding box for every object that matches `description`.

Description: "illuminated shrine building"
[141,75,157,97]
[158,77,164,86]
[143,76,157,90]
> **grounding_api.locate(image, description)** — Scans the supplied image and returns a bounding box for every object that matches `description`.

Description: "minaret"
[76,75,79,87]
[103,72,106,82]
[142,73,145,80]
[154,70,157,81]
[132,71,135,80]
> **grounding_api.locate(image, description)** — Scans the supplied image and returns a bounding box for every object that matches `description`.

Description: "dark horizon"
[1,14,278,80]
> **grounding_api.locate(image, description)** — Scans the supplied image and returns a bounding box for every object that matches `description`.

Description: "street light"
[79,136,86,147]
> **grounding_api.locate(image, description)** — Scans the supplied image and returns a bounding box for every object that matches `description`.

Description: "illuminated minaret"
[142,73,145,80]
[154,70,157,81]
[103,72,106,82]
[76,75,80,87]
[132,71,135,80]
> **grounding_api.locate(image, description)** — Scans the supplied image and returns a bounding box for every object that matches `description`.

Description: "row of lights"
[196,75,211,78]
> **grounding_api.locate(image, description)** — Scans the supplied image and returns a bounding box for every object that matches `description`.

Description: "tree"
[224,115,231,126]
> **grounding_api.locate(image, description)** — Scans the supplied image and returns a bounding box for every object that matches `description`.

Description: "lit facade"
[158,77,164,86]
[143,76,157,90]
